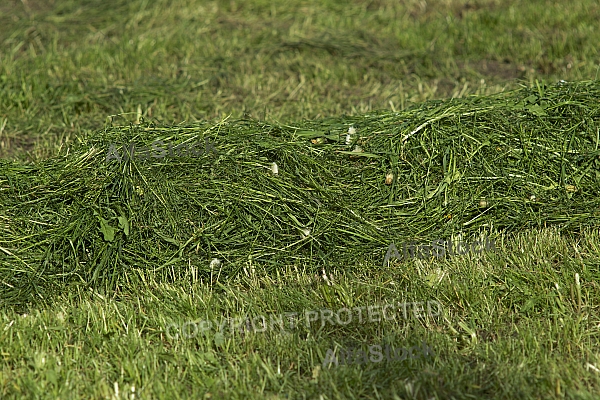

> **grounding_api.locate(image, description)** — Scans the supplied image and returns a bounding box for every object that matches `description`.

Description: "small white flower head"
[352,145,363,153]
[300,228,311,239]
[321,268,333,286]
[385,171,393,185]
[271,162,279,175]
[346,126,356,145]
[529,195,536,201]
[210,258,221,269]
[575,273,580,287]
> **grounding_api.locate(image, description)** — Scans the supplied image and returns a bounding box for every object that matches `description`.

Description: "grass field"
[1,0,600,399]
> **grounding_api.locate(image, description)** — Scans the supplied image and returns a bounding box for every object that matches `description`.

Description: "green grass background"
[1,0,600,399]
[2,0,599,160]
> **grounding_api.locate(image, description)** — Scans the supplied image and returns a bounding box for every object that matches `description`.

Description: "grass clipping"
[1,80,600,307]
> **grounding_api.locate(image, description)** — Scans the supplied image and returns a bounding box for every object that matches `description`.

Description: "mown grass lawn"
[1,0,600,399]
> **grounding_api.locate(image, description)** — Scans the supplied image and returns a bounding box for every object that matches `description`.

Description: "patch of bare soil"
[0,134,36,161]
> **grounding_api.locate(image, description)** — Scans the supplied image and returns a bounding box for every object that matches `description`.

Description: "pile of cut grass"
[1,80,599,308]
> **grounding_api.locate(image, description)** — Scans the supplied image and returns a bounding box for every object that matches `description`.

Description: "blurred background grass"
[1,0,599,161]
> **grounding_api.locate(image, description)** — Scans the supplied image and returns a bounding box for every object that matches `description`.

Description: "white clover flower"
[346,126,356,145]
[271,162,279,175]
[210,258,221,269]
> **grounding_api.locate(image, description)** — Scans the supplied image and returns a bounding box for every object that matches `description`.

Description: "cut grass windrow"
[1,80,599,308]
